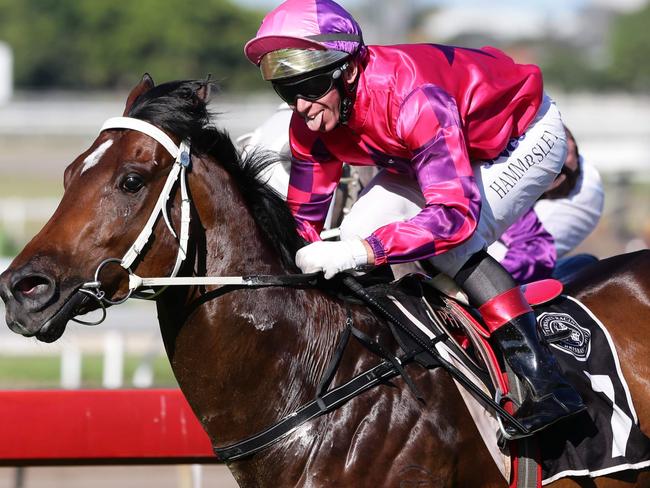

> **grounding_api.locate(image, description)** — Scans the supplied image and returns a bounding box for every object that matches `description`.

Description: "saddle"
[356,272,650,487]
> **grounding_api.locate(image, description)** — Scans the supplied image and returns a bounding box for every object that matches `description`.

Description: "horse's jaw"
[3,288,90,343]
[36,291,91,342]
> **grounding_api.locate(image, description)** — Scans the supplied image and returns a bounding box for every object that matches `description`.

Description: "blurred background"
[0,0,648,486]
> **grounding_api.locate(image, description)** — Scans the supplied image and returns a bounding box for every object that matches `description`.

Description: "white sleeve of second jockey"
[239,103,293,198]
[534,157,604,258]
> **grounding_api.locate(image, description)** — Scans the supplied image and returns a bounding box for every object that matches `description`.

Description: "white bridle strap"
[129,275,247,289]
[120,157,182,269]
[170,158,190,276]
[98,116,191,277]
[101,117,180,159]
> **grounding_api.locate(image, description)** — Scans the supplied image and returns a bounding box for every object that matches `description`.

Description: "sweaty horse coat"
[1,77,649,487]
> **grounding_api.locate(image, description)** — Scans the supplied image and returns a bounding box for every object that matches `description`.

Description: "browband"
[101,117,180,159]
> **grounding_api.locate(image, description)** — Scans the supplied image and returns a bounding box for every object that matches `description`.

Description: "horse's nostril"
[8,271,57,312]
[14,275,51,297]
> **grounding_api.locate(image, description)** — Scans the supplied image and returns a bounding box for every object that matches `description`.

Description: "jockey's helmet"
[244,0,365,81]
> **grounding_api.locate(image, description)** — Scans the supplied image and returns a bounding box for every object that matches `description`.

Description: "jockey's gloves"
[296,239,369,279]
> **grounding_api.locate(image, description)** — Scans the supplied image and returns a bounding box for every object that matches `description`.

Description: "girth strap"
[214,359,402,461]
[315,310,424,412]
[214,306,426,462]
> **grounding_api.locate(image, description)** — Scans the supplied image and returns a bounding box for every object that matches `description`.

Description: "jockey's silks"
[287,44,543,264]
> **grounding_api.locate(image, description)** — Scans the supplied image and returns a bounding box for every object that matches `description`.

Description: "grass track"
[0,354,177,389]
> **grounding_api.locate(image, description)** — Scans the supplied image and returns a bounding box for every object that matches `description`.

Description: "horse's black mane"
[127,79,305,271]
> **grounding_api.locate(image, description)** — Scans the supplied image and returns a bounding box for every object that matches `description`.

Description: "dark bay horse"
[1,76,649,487]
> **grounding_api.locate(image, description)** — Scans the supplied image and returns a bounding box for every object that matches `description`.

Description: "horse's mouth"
[34,291,90,343]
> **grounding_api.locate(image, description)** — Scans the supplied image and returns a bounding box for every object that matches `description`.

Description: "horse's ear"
[123,73,155,116]
[195,75,212,104]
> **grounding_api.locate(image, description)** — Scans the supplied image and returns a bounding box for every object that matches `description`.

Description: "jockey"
[244,0,585,437]
[238,109,603,284]
[488,128,605,284]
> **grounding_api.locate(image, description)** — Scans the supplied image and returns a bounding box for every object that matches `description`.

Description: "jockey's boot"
[479,287,586,438]
[452,250,585,438]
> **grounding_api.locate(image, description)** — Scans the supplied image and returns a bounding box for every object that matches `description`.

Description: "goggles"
[271,63,347,106]
[260,48,349,81]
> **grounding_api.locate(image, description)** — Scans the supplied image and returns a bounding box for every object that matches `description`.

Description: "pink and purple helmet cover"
[245,0,365,65]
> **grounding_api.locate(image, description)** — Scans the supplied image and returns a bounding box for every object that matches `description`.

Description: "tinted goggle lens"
[272,67,343,105]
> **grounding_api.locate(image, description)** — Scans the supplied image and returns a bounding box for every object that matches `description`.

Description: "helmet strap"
[337,63,360,125]
[340,95,353,124]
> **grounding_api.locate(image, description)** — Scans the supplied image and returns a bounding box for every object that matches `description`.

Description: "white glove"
[295,239,369,279]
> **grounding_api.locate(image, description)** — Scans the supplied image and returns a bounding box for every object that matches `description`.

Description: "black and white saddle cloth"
[535,295,650,484]
[365,277,650,484]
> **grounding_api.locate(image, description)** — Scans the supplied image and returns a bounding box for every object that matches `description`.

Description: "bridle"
[74,116,317,325]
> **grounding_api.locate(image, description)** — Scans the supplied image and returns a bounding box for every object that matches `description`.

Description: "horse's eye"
[120,174,145,193]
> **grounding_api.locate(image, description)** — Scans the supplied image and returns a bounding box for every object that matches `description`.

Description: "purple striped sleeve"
[370,86,480,264]
[499,208,556,284]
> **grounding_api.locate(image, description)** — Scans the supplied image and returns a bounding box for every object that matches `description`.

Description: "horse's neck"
[162,158,347,445]
[195,161,284,277]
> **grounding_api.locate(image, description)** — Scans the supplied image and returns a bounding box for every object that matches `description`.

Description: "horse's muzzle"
[0,264,73,342]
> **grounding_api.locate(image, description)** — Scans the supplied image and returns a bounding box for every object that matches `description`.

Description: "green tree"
[608,3,650,92]
[538,42,616,92]
[0,0,267,91]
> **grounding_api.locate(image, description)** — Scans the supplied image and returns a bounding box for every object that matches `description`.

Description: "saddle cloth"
[535,295,650,484]
[366,277,650,485]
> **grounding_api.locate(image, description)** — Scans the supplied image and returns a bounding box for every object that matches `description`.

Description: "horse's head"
[0,74,213,342]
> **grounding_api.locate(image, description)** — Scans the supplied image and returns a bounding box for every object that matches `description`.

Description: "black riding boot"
[454,250,585,438]
[488,307,586,437]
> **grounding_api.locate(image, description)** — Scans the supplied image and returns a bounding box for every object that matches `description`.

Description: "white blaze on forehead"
[81,139,113,174]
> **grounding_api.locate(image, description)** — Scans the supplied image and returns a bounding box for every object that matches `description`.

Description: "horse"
[1,75,649,487]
